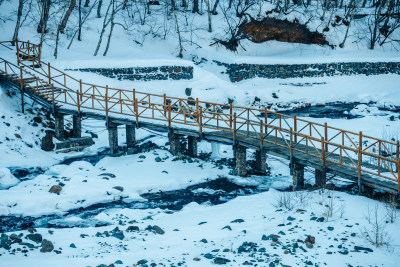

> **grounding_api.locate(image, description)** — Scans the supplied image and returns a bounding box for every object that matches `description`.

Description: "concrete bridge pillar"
[315,168,327,187]
[293,161,305,190]
[187,136,198,157]
[126,125,136,148]
[255,149,267,174]
[54,113,65,140]
[169,132,182,156]
[235,144,247,177]
[72,115,81,138]
[108,122,119,156]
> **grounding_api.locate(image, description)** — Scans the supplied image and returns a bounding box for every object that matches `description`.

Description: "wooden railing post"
[229,103,233,128]
[20,67,24,113]
[233,112,237,143]
[264,108,268,135]
[48,63,51,84]
[290,127,293,157]
[358,131,363,194]
[324,122,328,152]
[77,91,81,114]
[294,115,297,143]
[79,79,83,101]
[105,85,109,119]
[199,107,203,134]
[378,140,381,175]
[135,98,139,124]
[397,159,400,193]
[163,94,167,117]
[321,137,326,168]
[260,120,264,148]
[16,40,20,66]
[168,101,172,128]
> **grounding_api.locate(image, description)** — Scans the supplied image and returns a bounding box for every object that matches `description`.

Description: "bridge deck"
[0,42,399,194]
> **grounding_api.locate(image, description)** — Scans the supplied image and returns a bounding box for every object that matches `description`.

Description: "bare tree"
[173,7,184,57]
[59,0,77,34]
[204,0,212,32]
[97,0,103,17]
[36,0,51,33]
[94,0,113,55]
[55,0,77,58]
[192,0,199,13]
[12,0,25,44]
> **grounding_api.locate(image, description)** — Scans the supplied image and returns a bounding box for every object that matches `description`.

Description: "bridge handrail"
[0,41,399,191]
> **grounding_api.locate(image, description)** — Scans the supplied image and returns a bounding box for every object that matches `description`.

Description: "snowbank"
[0,167,19,189]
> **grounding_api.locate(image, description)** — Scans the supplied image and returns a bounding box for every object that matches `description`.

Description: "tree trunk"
[171,0,176,10]
[78,0,82,41]
[211,0,220,14]
[103,0,116,56]
[97,0,102,17]
[59,0,77,34]
[12,0,24,44]
[94,0,113,56]
[182,0,187,7]
[37,0,51,34]
[192,0,199,13]
[204,0,212,32]
[173,9,183,57]
[84,0,90,7]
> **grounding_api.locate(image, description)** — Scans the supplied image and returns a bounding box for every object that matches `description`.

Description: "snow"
[0,167,19,189]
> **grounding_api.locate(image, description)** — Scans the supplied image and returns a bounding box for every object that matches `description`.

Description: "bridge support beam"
[108,122,119,156]
[235,144,247,177]
[54,113,65,140]
[255,149,267,174]
[169,132,182,156]
[187,136,198,157]
[72,115,81,138]
[293,162,305,190]
[315,168,327,188]
[126,125,136,148]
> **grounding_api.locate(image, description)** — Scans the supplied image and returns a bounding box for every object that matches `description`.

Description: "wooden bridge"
[0,41,399,195]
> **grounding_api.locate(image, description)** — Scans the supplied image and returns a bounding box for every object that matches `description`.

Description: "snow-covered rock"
[0,167,19,189]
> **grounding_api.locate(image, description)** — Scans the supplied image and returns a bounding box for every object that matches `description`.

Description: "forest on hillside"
[1,0,400,58]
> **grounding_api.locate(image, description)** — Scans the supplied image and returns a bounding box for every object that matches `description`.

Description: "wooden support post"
[234,144,247,177]
[108,122,118,156]
[187,136,198,158]
[72,115,82,138]
[126,124,136,148]
[292,161,305,190]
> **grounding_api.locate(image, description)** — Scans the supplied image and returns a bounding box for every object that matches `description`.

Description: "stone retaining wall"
[66,66,193,81]
[214,61,400,82]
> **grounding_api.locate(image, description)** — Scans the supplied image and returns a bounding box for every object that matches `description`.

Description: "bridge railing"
[1,41,399,191]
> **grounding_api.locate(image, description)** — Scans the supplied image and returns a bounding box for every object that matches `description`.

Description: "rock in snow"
[0,167,19,189]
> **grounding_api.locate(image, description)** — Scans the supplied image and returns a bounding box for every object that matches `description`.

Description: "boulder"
[41,132,55,151]
[40,240,54,252]
[49,185,62,195]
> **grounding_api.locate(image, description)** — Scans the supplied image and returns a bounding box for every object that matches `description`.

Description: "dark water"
[0,178,260,232]
[263,102,399,120]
